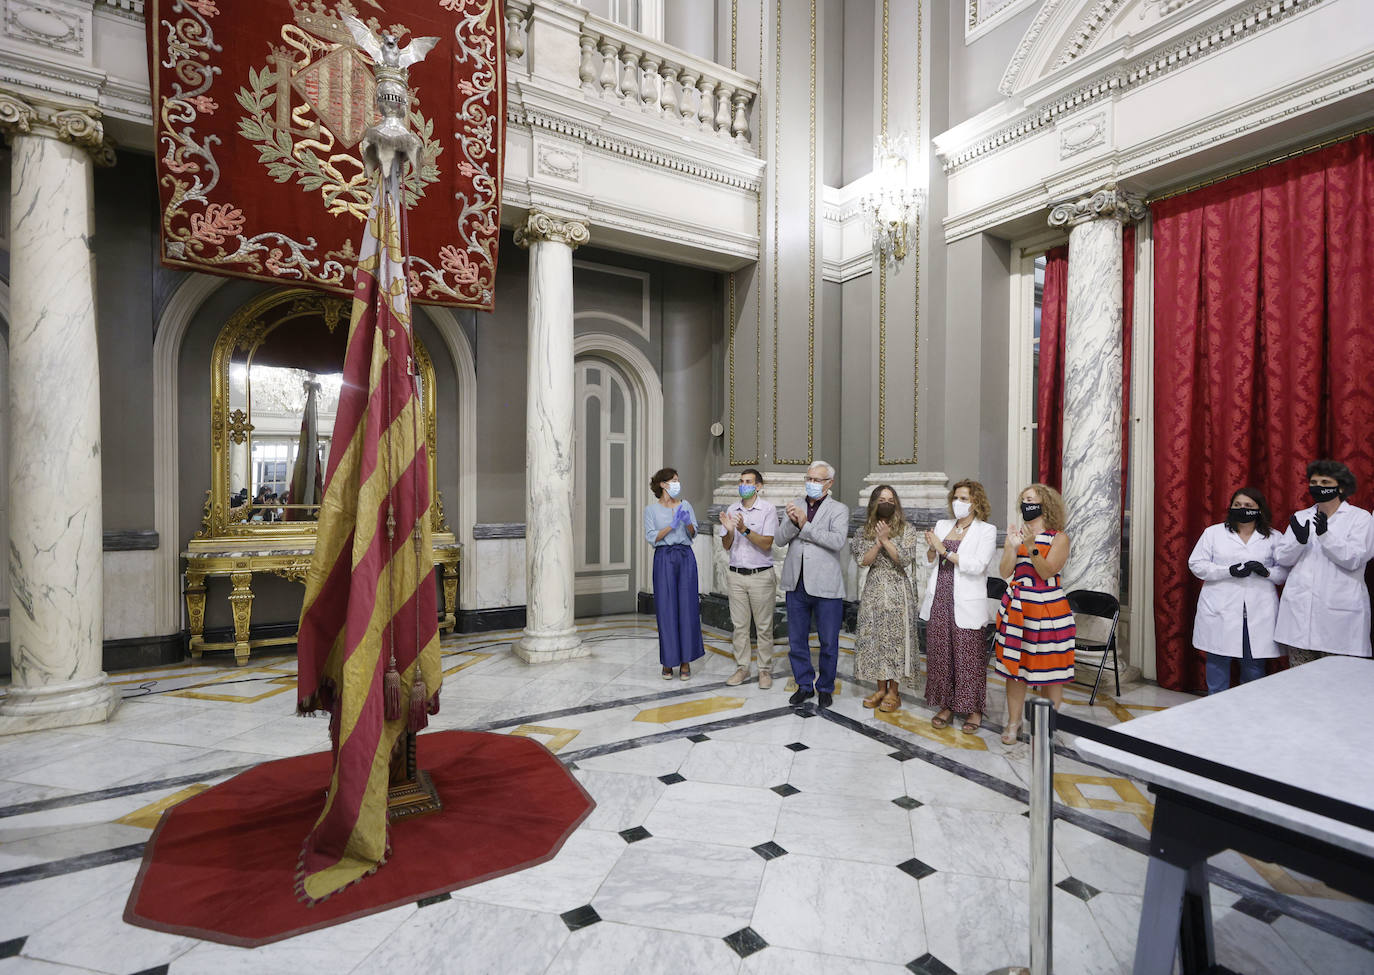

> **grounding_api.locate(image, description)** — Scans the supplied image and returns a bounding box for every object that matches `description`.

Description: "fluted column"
[0,92,118,734]
[1048,185,1145,597]
[513,211,590,663]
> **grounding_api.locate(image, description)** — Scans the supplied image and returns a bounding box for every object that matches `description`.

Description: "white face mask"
[952,499,972,519]
[666,480,682,499]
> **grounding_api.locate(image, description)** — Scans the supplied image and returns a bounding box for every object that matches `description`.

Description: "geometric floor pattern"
[0,614,1370,974]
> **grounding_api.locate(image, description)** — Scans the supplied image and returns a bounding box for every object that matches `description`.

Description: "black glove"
[1229,563,1251,578]
[1314,509,1329,536]
[1244,560,1270,578]
[1289,514,1311,544]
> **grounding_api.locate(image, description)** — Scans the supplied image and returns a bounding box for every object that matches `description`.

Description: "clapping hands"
[1288,514,1311,544]
[672,505,692,529]
[875,521,891,543]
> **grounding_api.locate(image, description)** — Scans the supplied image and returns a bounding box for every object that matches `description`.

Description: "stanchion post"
[1028,696,1055,975]
[985,696,1056,975]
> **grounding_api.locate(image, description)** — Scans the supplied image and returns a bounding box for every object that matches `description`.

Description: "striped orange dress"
[994,530,1076,685]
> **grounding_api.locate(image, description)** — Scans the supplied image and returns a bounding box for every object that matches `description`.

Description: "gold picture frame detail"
[195,287,448,542]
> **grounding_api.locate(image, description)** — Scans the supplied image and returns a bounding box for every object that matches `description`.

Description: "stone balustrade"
[504,0,759,152]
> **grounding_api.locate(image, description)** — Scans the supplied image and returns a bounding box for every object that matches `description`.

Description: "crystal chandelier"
[861,132,924,268]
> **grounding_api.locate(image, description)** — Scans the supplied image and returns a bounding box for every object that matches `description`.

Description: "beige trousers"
[728,568,777,670]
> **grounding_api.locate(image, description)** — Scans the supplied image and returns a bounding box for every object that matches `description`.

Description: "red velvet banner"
[148,0,504,309]
[1152,134,1374,691]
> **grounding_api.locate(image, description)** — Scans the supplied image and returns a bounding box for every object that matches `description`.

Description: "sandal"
[662,667,673,680]
[679,663,691,681]
[878,690,901,713]
[1001,721,1021,746]
[930,709,952,729]
[862,689,886,709]
[962,716,982,735]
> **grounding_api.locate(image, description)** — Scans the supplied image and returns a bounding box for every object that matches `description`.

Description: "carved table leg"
[229,570,254,667]
[441,560,458,633]
[185,569,207,660]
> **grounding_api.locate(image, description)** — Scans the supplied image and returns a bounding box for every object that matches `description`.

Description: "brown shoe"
[725,666,749,686]
[758,670,773,690]
[862,688,885,709]
[878,689,901,713]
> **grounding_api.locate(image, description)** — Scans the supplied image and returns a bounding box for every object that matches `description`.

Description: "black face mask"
[1228,507,1261,524]
[875,501,896,520]
[1308,484,1341,504]
[1020,502,1043,522]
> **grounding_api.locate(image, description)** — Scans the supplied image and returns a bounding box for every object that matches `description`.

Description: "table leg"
[1133,857,1213,975]
[229,570,254,667]
[185,570,206,661]
[441,560,458,633]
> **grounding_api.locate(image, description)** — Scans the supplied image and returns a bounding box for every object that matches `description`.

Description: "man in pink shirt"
[718,468,779,687]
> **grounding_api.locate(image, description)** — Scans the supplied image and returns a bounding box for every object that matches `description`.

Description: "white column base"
[0,673,119,736]
[515,629,588,663]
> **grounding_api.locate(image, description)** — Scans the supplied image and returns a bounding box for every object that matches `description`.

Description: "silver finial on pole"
[342,14,440,179]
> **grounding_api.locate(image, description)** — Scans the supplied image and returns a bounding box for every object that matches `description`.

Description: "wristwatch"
[741,527,751,536]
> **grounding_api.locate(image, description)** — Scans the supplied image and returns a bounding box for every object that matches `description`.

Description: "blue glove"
[673,506,691,529]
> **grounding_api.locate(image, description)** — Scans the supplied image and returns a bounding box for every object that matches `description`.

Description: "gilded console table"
[182,539,462,666]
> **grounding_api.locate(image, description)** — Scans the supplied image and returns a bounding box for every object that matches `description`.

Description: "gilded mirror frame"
[196,287,448,542]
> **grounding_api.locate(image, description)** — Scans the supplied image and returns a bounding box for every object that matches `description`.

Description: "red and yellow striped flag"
[294,170,441,905]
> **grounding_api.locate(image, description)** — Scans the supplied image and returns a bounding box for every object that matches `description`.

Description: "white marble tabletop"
[1074,657,1374,859]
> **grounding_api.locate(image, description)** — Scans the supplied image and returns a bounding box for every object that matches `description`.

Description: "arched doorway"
[574,355,637,616]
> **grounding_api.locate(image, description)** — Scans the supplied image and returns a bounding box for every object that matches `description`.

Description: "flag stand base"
[387,730,442,822]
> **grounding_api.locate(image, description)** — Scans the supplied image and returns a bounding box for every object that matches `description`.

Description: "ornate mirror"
[197,288,447,541]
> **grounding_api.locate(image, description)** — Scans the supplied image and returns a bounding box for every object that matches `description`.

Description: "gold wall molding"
[770,0,817,467]
[877,0,922,467]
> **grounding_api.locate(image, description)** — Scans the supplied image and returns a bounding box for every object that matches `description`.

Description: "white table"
[1074,657,1374,974]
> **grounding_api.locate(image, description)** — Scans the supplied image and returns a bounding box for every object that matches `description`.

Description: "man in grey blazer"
[774,460,851,708]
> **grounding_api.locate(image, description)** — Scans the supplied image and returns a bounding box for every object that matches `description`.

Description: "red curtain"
[1036,246,1069,487]
[1152,133,1374,692]
[1035,230,1134,493]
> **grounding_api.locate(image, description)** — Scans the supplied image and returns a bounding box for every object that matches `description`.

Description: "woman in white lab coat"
[1274,459,1373,664]
[1188,487,1288,695]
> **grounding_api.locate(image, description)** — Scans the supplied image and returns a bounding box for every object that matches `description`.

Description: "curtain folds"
[1035,246,1069,488]
[1151,133,1374,691]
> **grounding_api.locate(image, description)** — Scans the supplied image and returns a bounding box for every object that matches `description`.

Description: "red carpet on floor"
[123,730,595,946]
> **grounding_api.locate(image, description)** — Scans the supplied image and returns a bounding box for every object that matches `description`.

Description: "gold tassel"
[383,665,402,721]
[407,676,428,732]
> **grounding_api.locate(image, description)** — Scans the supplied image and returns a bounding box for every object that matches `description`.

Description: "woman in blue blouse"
[644,467,706,679]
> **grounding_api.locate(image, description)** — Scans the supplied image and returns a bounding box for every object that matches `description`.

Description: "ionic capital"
[514,210,590,250]
[1048,183,1145,229]
[0,91,116,166]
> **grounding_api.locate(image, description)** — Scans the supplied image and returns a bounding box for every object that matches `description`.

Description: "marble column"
[513,211,590,663]
[0,92,118,734]
[1048,185,1145,597]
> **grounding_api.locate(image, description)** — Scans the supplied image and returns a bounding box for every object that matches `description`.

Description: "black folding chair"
[1065,588,1121,705]
[984,577,1008,663]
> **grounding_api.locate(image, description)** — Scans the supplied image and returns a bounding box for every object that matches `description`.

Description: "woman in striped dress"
[994,484,1075,745]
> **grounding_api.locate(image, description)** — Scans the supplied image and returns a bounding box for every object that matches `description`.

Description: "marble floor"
[0,615,1370,975]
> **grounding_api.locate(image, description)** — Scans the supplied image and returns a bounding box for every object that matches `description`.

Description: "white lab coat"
[918,519,998,629]
[1188,523,1289,659]
[1273,501,1373,657]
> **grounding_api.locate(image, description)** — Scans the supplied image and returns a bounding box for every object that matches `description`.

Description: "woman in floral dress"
[851,485,920,712]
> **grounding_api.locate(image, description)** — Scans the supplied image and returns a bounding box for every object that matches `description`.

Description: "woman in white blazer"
[919,479,998,734]
[1274,460,1373,664]
[1188,487,1289,695]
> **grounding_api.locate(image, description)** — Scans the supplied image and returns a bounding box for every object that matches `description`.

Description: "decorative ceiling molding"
[1001,0,1213,95]
[966,0,1041,44]
[942,0,1326,174]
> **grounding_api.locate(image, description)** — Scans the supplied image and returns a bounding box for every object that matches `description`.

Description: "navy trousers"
[785,582,843,693]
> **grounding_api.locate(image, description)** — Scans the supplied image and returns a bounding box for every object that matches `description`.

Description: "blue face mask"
[805,481,824,500]
[738,484,757,499]
[666,481,682,499]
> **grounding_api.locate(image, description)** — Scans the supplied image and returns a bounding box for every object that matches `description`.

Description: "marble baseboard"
[0,633,183,679]
[102,530,159,551]
[456,606,528,633]
[0,687,120,737]
[472,523,526,539]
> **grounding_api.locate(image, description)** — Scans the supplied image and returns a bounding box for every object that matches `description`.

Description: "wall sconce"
[861,132,924,268]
